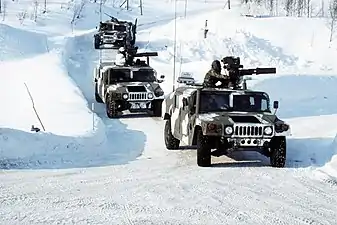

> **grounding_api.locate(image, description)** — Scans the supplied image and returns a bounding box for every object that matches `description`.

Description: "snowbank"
[0,24,47,61]
[0,126,109,169]
[0,23,110,169]
[317,135,337,179]
[0,52,99,136]
[142,9,337,90]
[326,137,337,176]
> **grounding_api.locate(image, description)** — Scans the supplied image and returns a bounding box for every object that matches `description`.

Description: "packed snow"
[1,0,337,224]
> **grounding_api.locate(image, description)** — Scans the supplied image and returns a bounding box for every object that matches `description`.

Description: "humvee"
[93,16,137,49]
[176,72,195,86]
[162,85,291,167]
[162,56,291,167]
[94,50,165,118]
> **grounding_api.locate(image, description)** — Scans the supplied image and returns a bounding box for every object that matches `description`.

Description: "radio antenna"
[172,0,177,92]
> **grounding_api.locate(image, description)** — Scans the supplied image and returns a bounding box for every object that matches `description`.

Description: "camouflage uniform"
[203,60,229,88]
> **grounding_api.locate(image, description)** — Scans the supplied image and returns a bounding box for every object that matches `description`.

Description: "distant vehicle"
[177,72,195,85]
[93,15,137,50]
[161,56,290,167]
[93,47,165,118]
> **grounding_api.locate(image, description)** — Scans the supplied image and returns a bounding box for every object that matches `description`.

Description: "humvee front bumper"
[227,137,272,148]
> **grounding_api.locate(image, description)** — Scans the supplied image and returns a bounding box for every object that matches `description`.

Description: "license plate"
[130,103,147,109]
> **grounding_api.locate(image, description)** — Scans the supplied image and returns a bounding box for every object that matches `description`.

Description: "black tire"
[94,35,100,49]
[164,119,180,150]
[196,129,211,167]
[152,100,162,117]
[106,94,118,118]
[95,84,103,103]
[270,136,286,168]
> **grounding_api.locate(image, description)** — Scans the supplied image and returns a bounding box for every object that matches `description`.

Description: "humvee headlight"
[148,93,154,99]
[225,126,233,135]
[122,93,128,99]
[155,89,164,97]
[264,126,273,135]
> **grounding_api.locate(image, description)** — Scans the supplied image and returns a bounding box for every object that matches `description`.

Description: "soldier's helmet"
[211,60,221,73]
[118,47,125,54]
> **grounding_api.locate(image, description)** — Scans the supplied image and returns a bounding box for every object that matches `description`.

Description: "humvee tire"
[106,94,118,118]
[196,129,211,167]
[94,35,100,49]
[95,84,103,103]
[270,136,286,168]
[164,119,180,150]
[152,100,162,117]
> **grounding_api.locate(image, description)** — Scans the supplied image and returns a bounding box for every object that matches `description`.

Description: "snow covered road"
[1,155,337,224]
[1,0,337,224]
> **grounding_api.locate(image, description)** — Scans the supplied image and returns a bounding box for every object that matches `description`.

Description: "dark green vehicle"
[162,85,291,167]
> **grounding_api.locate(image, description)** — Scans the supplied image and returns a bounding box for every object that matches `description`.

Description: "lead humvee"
[94,15,137,50]
[162,56,291,167]
[94,48,165,118]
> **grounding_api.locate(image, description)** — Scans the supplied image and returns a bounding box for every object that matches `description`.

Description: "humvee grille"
[234,125,263,137]
[129,92,147,100]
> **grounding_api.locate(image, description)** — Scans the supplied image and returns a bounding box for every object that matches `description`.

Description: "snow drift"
[0,23,111,169]
[316,135,337,182]
[0,24,47,61]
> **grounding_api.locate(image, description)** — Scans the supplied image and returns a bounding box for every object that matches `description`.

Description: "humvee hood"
[198,112,277,124]
[107,82,163,93]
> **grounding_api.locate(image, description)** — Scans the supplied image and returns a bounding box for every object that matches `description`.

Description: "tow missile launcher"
[221,56,276,89]
[123,46,158,66]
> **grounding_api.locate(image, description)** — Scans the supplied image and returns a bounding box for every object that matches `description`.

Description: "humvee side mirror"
[182,97,188,108]
[158,75,165,83]
[273,101,279,109]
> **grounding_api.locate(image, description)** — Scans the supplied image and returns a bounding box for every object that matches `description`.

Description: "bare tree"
[297,0,305,16]
[285,0,295,16]
[269,0,274,16]
[33,0,39,21]
[306,0,312,17]
[2,0,7,21]
[329,0,337,42]
[42,0,46,13]
[17,10,28,25]
[70,0,87,29]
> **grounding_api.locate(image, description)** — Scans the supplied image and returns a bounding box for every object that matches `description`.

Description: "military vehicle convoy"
[93,47,165,118]
[92,13,291,168]
[161,56,291,168]
[94,14,137,50]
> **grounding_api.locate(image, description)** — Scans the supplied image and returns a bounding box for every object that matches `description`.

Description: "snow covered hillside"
[1,0,337,224]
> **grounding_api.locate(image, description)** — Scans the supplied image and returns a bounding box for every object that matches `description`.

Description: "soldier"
[115,47,126,66]
[203,60,229,88]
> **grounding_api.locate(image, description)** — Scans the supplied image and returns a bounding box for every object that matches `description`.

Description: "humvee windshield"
[108,69,156,83]
[200,92,230,113]
[132,69,156,82]
[100,23,126,32]
[199,91,270,113]
[114,24,126,32]
[232,93,270,112]
[100,23,112,31]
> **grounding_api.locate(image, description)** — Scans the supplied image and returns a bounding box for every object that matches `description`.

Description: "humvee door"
[179,89,197,145]
[97,67,106,98]
[171,92,183,139]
